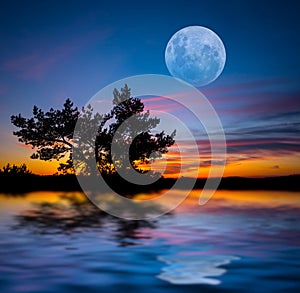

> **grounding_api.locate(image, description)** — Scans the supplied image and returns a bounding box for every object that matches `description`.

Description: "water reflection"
[14,193,158,246]
[157,254,239,285]
[1,190,299,292]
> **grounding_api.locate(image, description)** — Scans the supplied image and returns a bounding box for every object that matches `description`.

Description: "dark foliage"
[95,84,176,176]
[0,163,32,175]
[11,99,79,173]
[11,85,176,177]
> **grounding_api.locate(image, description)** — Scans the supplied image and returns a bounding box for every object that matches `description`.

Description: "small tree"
[0,163,32,175]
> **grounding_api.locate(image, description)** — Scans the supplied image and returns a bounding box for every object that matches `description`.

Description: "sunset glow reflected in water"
[0,190,299,292]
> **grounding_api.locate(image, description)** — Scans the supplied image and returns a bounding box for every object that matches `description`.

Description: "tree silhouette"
[94,85,176,177]
[11,99,79,173]
[0,163,32,175]
[11,85,175,177]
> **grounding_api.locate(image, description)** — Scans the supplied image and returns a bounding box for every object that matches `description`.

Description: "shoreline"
[0,174,299,194]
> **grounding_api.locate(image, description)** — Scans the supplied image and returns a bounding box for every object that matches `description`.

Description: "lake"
[0,190,299,292]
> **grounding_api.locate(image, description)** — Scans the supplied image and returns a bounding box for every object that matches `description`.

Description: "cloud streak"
[1,30,111,80]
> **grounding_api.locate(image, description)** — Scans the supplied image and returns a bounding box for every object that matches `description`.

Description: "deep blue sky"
[0,0,299,175]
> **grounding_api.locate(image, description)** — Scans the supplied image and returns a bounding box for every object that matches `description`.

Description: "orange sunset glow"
[2,140,299,178]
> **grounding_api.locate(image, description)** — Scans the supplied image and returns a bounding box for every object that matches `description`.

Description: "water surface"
[0,190,299,292]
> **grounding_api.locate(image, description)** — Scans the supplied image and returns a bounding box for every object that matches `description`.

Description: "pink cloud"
[233,92,298,112]
[2,44,78,80]
[16,142,34,150]
[138,83,299,122]
[1,29,112,80]
[202,77,287,97]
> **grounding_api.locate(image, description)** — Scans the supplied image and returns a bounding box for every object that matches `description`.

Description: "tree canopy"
[11,85,176,176]
[11,98,79,173]
[94,85,176,176]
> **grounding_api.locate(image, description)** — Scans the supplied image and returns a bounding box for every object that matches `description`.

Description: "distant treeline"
[0,172,299,194]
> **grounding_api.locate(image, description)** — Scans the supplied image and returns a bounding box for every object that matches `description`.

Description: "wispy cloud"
[136,79,300,177]
[1,30,111,80]
[2,47,75,80]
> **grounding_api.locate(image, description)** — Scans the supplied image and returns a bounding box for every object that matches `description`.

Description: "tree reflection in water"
[14,193,164,247]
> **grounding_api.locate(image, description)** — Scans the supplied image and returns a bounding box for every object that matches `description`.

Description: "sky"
[0,0,299,177]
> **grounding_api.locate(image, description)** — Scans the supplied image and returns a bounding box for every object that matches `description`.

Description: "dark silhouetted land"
[0,173,299,194]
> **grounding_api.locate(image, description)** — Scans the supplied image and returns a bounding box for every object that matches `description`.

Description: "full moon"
[165,26,226,87]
